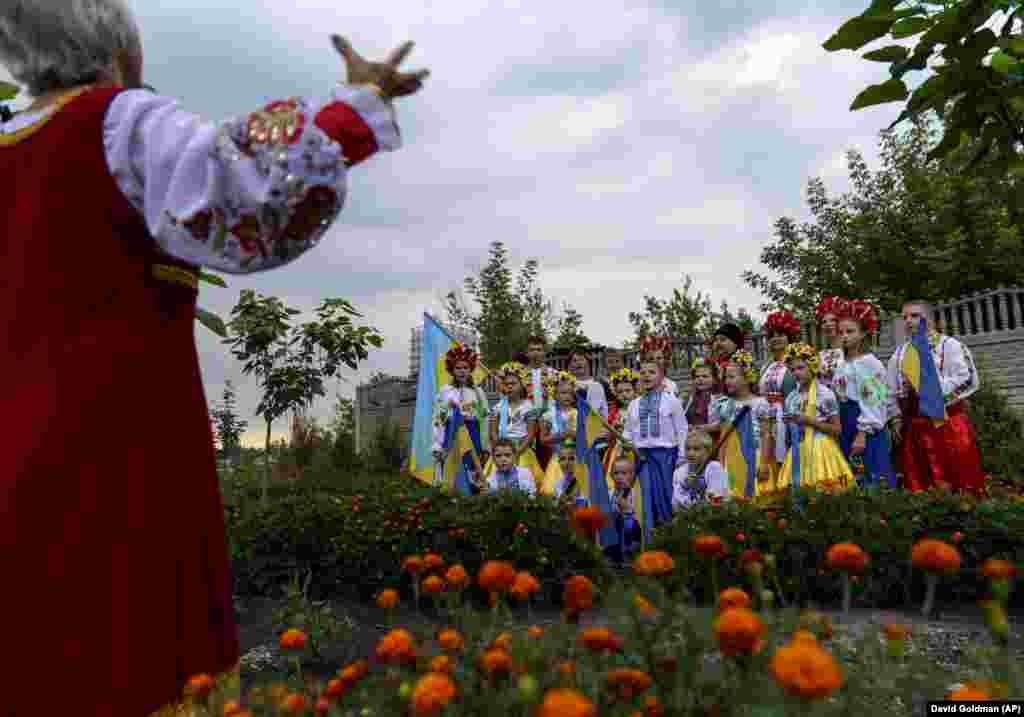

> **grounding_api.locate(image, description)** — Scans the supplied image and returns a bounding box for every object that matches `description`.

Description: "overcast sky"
[5,0,915,446]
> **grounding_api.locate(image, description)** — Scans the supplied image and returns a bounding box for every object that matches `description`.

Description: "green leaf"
[863,45,910,62]
[823,16,895,52]
[199,271,227,288]
[850,79,910,110]
[907,73,949,112]
[998,37,1024,57]
[0,82,18,102]
[992,50,1015,73]
[196,306,229,337]
[891,16,934,39]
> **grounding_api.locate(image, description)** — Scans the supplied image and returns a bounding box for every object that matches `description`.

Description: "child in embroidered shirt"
[684,358,719,428]
[708,352,771,498]
[608,454,643,564]
[541,374,578,495]
[485,439,537,496]
[486,362,545,486]
[672,429,729,507]
[777,343,852,493]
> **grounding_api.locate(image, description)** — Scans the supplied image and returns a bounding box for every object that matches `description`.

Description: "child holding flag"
[833,300,897,490]
[758,311,802,491]
[708,351,771,498]
[777,343,852,493]
[431,343,490,494]
[607,453,644,564]
[554,439,590,509]
[540,372,578,494]
[485,362,545,486]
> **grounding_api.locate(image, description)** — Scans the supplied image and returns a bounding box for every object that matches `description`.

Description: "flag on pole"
[901,317,947,427]
[576,391,617,548]
[409,313,489,484]
[442,403,483,495]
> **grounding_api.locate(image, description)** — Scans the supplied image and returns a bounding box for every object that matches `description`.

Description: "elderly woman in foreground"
[0,1,428,715]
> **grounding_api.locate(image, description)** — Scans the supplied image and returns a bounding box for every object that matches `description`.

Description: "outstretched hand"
[331,35,430,101]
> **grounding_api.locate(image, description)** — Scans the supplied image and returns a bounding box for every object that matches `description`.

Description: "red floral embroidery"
[231,215,265,256]
[246,98,306,146]
[283,185,339,242]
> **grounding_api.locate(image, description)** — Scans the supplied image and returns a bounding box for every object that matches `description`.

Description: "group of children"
[430,295,982,562]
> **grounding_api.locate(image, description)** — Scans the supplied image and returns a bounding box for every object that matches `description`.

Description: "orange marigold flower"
[279,628,307,651]
[223,700,244,716]
[634,594,658,618]
[694,534,726,558]
[792,629,818,644]
[437,628,464,652]
[883,623,912,641]
[429,655,454,674]
[423,553,445,572]
[479,648,513,675]
[911,539,961,574]
[578,627,623,654]
[510,572,541,601]
[338,660,368,686]
[411,672,457,716]
[643,695,665,717]
[826,543,869,574]
[537,689,596,717]
[478,561,517,593]
[184,674,215,699]
[528,626,545,639]
[713,608,766,656]
[324,678,346,699]
[948,684,992,701]
[718,587,752,611]
[403,555,425,575]
[980,558,1017,580]
[376,589,399,610]
[633,550,675,576]
[422,575,445,594]
[563,575,595,612]
[445,564,470,590]
[606,668,654,696]
[377,628,417,664]
[770,641,843,700]
[282,694,306,714]
[572,506,609,534]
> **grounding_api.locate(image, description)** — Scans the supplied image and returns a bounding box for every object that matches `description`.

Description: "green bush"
[967,360,1024,487]
[647,487,1024,610]
[226,474,612,604]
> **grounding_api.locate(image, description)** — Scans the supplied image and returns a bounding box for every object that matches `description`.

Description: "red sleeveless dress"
[1,86,239,715]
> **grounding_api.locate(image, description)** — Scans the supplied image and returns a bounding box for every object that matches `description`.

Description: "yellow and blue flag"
[442,403,482,495]
[576,391,617,547]
[901,317,946,427]
[409,313,489,484]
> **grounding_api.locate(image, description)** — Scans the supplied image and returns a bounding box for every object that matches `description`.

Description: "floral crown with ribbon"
[725,350,759,387]
[545,370,577,394]
[444,342,478,374]
[496,361,530,387]
[835,299,880,336]
[763,310,802,340]
[784,343,821,374]
[610,367,640,386]
[815,296,850,324]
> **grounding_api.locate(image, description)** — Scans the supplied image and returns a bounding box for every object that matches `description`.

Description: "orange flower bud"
[376,589,399,610]
[279,628,307,651]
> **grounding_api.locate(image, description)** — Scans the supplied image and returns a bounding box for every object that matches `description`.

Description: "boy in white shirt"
[484,438,537,496]
[673,428,729,507]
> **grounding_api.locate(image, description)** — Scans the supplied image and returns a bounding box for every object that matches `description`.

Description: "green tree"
[211,380,247,463]
[823,0,1024,182]
[327,394,359,471]
[628,273,714,343]
[742,116,1024,315]
[225,290,382,509]
[552,304,591,351]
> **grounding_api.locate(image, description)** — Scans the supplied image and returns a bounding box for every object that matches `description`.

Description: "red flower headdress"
[444,342,478,374]
[835,299,880,336]
[763,310,802,340]
[639,335,672,359]
[815,297,850,324]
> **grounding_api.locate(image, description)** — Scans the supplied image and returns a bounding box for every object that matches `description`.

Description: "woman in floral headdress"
[685,356,720,428]
[816,297,848,392]
[777,343,853,493]
[485,362,546,487]
[708,351,771,498]
[640,335,678,396]
[540,371,578,494]
[758,310,802,492]
[833,300,897,490]
[432,343,491,494]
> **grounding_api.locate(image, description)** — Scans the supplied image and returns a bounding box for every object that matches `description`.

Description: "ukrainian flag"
[576,391,617,547]
[442,404,482,496]
[901,317,947,427]
[409,313,489,484]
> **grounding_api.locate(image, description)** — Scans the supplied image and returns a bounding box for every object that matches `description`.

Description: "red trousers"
[898,401,986,494]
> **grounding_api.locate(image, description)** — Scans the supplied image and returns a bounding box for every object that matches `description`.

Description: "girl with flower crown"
[776,343,853,493]
[640,335,678,396]
[833,300,897,490]
[758,310,802,492]
[485,362,546,487]
[685,357,720,428]
[540,372,579,495]
[601,367,640,477]
[708,351,771,498]
[816,297,848,392]
[431,343,491,494]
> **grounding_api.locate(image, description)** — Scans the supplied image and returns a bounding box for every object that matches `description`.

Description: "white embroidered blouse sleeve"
[939,339,972,403]
[103,86,400,274]
[705,462,729,498]
[885,350,903,420]
[623,400,639,445]
[588,382,608,419]
[855,356,889,433]
[671,397,688,447]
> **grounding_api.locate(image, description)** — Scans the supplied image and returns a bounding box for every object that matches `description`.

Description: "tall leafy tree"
[210,380,247,463]
[225,289,382,509]
[628,273,714,343]
[743,116,1024,314]
[552,304,592,351]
